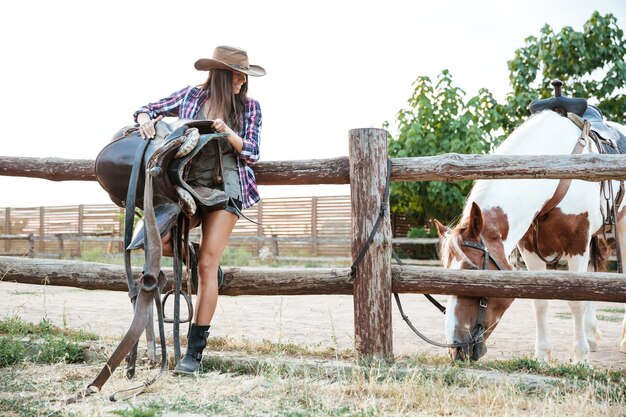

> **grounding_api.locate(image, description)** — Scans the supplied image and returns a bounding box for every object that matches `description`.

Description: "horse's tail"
[590,236,610,272]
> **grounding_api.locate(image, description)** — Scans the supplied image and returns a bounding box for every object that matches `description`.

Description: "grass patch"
[0,316,97,341]
[0,316,98,367]
[206,336,352,360]
[8,290,37,295]
[221,246,254,266]
[111,403,162,417]
[75,247,174,267]
[467,356,626,389]
[146,397,225,415]
[38,336,86,363]
[598,306,625,314]
[0,336,25,366]
[0,398,58,417]
[597,314,622,323]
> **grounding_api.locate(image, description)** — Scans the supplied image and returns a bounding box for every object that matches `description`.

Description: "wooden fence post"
[5,207,10,253]
[311,196,318,256]
[349,128,393,360]
[39,206,45,253]
[27,234,35,258]
[78,204,84,257]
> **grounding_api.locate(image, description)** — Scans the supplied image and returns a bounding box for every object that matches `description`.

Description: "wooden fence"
[1,129,626,360]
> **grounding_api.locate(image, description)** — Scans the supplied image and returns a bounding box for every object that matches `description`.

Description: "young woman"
[134,45,265,374]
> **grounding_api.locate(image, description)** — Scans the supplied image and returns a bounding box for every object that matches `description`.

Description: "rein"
[349,159,491,350]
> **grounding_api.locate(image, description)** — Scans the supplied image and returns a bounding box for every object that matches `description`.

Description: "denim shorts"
[197,197,242,219]
[224,198,243,219]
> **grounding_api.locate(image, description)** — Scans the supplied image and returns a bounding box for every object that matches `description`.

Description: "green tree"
[387,70,505,229]
[506,11,626,131]
[388,11,626,231]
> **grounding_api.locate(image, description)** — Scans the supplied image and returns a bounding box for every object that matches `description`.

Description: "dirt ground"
[1,281,624,370]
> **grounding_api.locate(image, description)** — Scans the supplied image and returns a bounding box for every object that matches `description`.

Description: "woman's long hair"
[202,69,247,129]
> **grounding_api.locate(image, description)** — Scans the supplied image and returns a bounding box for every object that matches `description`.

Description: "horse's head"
[435,202,514,361]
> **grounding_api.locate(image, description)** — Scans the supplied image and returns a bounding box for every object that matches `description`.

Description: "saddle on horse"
[529,79,625,154]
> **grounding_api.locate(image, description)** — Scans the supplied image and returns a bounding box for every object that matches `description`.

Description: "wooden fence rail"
[2,257,625,302]
[3,153,626,182]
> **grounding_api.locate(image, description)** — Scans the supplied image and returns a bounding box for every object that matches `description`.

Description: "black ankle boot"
[174,324,210,375]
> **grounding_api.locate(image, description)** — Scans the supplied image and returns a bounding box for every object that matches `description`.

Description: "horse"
[434,108,626,363]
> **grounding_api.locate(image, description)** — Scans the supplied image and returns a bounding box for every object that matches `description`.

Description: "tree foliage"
[505,11,626,130]
[388,11,626,231]
[387,70,504,228]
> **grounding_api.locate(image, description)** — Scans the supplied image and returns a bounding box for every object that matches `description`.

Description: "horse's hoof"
[572,358,593,368]
[587,331,601,352]
[175,128,200,158]
[534,349,553,362]
[534,343,552,362]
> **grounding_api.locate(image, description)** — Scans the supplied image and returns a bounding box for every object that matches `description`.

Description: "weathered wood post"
[349,128,393,360]
[5,208,10,253]
[39,206,45,253]
[311,196,318,256]
[78,204,84,257]
[27,233,35,258]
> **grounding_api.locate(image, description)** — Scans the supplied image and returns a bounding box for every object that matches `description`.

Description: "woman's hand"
[138,114,164,139]
[212,118,243,153]
[211,118,234,135]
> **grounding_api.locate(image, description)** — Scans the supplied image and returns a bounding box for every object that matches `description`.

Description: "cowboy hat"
[194,45,266,77]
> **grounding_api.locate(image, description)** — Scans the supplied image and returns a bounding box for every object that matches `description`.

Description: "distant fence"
[0,197,435,262]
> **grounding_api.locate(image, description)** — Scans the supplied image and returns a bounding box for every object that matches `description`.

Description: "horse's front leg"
[584,259,601,352]
[583,301,600,352]
[519,248,553,361]
[567,254,592,364]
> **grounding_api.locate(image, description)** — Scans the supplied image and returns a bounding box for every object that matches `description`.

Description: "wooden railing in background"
[0,197,436,262]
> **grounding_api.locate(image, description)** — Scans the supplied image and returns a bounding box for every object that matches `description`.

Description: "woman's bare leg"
[194,210,238,325]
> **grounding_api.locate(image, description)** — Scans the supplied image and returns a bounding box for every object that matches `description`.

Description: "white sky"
[1,0,624,208]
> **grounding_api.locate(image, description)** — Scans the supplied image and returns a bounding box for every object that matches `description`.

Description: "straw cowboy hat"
[194,45,266,77]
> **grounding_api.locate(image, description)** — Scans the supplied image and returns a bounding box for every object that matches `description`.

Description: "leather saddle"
[581,105,625,154]
[528,79,625,155]
[95,119,229,249]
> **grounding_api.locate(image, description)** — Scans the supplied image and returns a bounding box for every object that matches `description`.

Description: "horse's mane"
[439,223,476,269]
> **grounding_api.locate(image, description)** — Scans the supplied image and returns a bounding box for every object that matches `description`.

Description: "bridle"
[393,236,505,349]
[457,237,507,345]
[461,238,508,271]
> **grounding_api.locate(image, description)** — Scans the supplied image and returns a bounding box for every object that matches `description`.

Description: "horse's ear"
[468,202,484,238]
[434,219,449,237]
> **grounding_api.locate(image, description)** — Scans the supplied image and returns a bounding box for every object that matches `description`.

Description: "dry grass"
[1,335,625,417]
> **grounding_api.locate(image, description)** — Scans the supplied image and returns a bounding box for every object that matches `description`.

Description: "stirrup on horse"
[185,242,224,292]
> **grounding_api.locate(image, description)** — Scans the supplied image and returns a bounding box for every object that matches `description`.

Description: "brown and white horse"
[435,109,626,363]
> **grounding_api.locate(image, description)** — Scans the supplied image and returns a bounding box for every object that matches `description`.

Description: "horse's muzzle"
[449,340,487,361]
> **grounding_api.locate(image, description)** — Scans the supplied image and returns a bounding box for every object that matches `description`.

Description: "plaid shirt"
[134,86,262,209]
